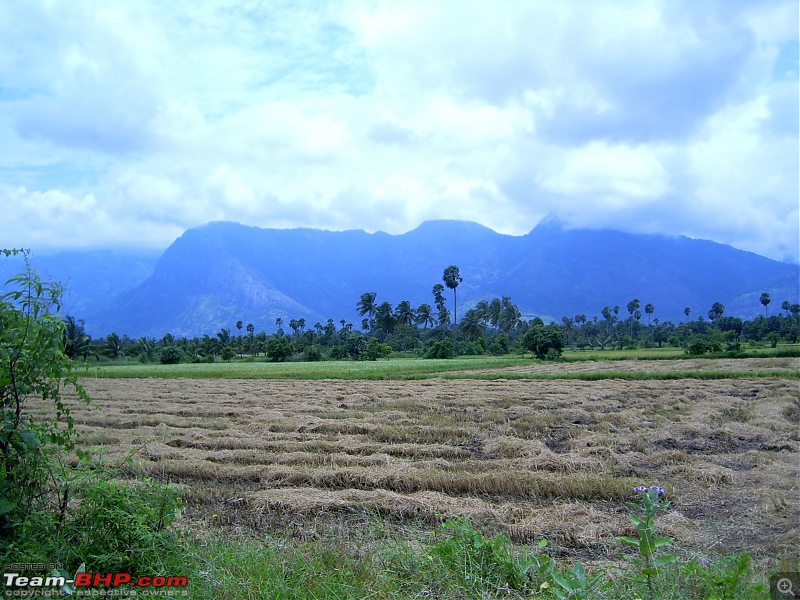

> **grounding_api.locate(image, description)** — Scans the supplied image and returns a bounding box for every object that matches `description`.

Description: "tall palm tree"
[760,292,771,317]
[460,309,484,341]
[442,265,463,328]
[500,303,523,333]
[375,302,395,336]
[104,332,125,359]
[415,303,435,329]
[63,315,91,359]
[395,300,415,327]
[488,298,502,329]
[432,284,446,312]
[357,292,378,322]
[475,299,490,328]
[644,303,655,325]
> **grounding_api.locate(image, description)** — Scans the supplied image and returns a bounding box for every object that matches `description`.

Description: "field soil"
[50,358,798,561]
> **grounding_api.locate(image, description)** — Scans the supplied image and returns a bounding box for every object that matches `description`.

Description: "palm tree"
[760,292,771,317]
[395,300,415,327]
[626,299,640,336]
[500,303,523,333]
[432,284,446,312]
[782,300,792,317]
[63,315,91,359]
[644,303,655,325]
[708,302,724,322]
[442,265,463,328]
[104,332,125,359]
[437,306,451,328]
[375,302,395,336]
[460,309,484,341]
[684,307,691,321]
[415,303,435,329]
[488,298,502,329]
[357,292,378,319]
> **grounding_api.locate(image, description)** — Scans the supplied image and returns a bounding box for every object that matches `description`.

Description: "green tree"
[103,332,125,359]
[375,302,396,336]
[266,336,293,362]
[459,309,485,341]
[708,302,725,322]
[63,315,91,360]
[1,250,90,538]
[644,303,655,324]
[684,307,691,320]
[357,292,378,320]
[442,266,463,328]
[759,292,771,317]
[415,303,435,329]
[395,300,415,327]
[521,322,565,359]
[432,284,446,312]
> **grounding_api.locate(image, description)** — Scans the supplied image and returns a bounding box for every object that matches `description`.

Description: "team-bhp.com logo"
[3,564,188,597]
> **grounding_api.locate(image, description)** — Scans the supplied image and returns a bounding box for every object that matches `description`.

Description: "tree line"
[61,266,800,364]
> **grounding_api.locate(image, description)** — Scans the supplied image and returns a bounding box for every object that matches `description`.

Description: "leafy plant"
[430,517,551,595]
[1,250,90,544]
[551,561,607,599]
[683,552,765,599]
[618,485,677,597]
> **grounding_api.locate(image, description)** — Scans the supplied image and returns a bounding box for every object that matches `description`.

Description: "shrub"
[521,323,565,359]
[425,338,455,359]
[159,346,183,364]
[303,344,323,361]
[266,336,294,362]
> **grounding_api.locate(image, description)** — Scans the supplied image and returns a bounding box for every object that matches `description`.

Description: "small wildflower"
[212,513,219,519]
[633,486,648,494]
[540,581,550,590]
[649,485,666,497]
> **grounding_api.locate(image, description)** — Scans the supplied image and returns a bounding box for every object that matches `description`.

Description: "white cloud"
[0,0,796,262]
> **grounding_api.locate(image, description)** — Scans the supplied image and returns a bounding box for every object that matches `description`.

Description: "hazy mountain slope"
[0,250,158,323]
[8,220,796,337]
[86,220,799,337]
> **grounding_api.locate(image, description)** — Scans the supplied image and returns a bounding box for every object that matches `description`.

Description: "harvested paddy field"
[52,359,798,562]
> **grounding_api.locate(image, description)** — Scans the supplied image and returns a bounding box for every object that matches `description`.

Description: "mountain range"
[2,219,798,338]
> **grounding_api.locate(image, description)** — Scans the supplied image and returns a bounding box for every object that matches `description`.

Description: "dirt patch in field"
[48,366,799,561]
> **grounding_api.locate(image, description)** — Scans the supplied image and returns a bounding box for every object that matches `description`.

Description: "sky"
[1,0,798,262]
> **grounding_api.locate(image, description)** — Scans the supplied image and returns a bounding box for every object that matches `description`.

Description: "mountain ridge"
[3,220,797,337]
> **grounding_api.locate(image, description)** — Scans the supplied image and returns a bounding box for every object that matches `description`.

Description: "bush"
[425,338,455,359]
[62,478,181,572]
[159,346,183,364]
[521,323,565,359]
[303,344,323,361]
[1,250,89,543]
[0,252,184,578]
[266,336,294,362]
[364,338,392,361]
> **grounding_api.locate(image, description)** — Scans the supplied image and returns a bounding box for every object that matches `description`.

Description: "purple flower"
[633,486,648,493]
[649,485,666,497]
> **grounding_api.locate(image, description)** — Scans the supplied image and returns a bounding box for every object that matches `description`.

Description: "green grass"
[159,518,773,599]
[80,356,530,380]
[80,349,800,380]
